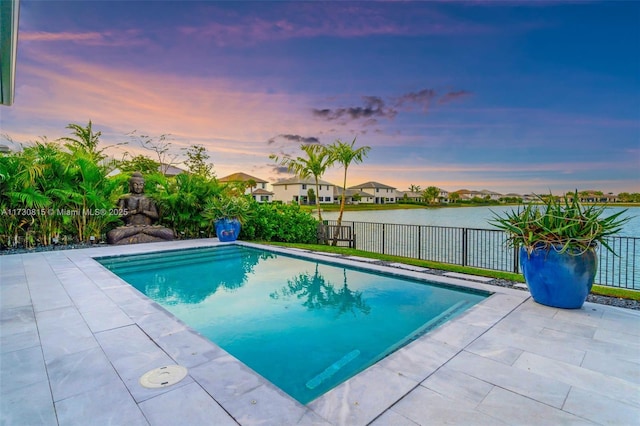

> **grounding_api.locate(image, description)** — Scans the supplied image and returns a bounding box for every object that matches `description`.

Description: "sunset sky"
[1,0,639,194]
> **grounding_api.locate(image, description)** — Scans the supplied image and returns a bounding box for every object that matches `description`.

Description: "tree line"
[0,121,338,249]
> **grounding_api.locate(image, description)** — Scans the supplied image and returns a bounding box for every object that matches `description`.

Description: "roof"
[333,187,374,197]
[349,181,397,190]
[272,176,335,186]
[219,172,268,184]
[402,191,423,198]
[251,188,273,195]
[161,164,186,176]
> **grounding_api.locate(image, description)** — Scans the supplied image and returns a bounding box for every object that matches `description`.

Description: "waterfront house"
[219,172,273,203]
[401,191,424,202]
[349,181,398,204]
[334,187,375,204]
[566,191,620,203]
[479,189,503,201]
[272,176,335,204]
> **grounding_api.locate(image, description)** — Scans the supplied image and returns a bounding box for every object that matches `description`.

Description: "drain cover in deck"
[139,365,188,388]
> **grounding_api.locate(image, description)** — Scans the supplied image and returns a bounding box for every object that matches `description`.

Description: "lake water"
[323,206,640,237]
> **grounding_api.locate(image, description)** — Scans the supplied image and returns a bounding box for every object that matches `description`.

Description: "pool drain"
[139,365,188,389]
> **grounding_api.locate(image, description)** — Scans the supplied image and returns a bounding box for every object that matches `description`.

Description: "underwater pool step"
[373,300,471,365]
[306,349,361,390]
[98,246,245,273]
[98,244,239,263]
[98,244,238,264]
[103,253,245,274]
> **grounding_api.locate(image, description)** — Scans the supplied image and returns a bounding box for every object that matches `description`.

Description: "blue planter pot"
[519,246,597,309]
[215,218,241,242]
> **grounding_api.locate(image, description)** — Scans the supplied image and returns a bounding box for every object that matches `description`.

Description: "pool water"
[97,245,488,404]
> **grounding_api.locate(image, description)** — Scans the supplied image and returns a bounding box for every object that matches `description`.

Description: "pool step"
[374,300,471,364]
[103,252,245,274]
[98,245,246,274]
[306,349,361,390]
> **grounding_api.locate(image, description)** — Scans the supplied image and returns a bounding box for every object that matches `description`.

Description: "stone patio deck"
[1,239,639,425]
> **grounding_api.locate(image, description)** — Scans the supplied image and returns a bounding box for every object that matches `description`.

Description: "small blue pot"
[520,246,597,309]
[215,218,241,242]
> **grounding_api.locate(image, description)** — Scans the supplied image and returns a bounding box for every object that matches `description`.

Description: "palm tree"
[270,144,334,221]
[423,186,440,204]
[58,121,106,162]
[409,184,421,193]
[327,138,370,245]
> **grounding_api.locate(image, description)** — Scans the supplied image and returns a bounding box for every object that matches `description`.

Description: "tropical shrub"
[491,191,630,255]
[153,173,223,239]
[242,202,318,243]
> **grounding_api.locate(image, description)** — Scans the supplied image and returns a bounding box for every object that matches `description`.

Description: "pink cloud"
[438,90,473,105]
[8,50,325,163]
[177,4,493,46]
[20,30,147,47]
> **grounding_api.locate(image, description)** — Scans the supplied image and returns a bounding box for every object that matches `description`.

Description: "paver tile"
[190,354,268,404]
[36,307,99,361]
[0,379,56,426]
[388,385,507,426]
[562,386,640,425]
[513,351,640,407]
[218,383,309,426]
[154,327,227,368]
[46,346,122,402]
[56,379,149,426]
[0,346,48,394]
[369,409,419,426]
[581,350,640,384]
[421,366,494,406]
[477,386,593,425]
[308,364,418,426]
[139,382,237,426]
[446,350,570,408]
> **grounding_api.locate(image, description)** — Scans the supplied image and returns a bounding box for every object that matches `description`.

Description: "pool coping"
[2,239,529,424]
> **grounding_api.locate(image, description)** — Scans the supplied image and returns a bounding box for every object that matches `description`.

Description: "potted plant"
[491,192,629,309]
[203,195,252,242]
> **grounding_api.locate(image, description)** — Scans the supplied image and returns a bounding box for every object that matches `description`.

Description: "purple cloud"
[438,90,473,104]
[267,134,320,145]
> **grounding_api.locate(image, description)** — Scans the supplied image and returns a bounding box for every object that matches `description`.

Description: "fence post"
[513,244,519,273]
[382,223,386,254]
[418,226,422,260]
[462,228,468,267]
[351,222,356,249]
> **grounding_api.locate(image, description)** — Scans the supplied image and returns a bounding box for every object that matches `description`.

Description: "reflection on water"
[106,247,275,305]
[270,265,371,316]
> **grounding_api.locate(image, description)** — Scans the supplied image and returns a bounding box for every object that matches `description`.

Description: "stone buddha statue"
[106,172,174,245]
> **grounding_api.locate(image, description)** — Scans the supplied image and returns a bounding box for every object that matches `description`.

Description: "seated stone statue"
[107,172,174,245]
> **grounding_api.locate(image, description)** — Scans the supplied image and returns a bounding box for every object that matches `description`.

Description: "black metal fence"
[324,220,639,290]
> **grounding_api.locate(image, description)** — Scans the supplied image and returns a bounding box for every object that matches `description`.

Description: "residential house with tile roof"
[218,172,274,203]
[334,187,375,204]
[349,181,398,204]
[272,176,335,204]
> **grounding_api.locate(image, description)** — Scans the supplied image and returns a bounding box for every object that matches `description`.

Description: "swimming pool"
[97,245,488,404]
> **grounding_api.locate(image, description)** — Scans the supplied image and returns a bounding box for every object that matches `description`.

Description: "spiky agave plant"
[490,191,630,256]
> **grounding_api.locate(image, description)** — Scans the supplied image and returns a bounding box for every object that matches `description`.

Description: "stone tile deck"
[1,239,639,425]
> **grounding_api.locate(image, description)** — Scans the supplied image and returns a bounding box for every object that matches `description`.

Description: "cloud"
[394,89,437,111]
[20,30,146,47]
[312,96,397,122]
[175,3,495,47]
[438,90,473,104]
[267,134,320,145]
[7,50,318,162]
[313,88,471,124]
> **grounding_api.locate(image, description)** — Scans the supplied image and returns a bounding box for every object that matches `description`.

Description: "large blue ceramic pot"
[215,218,241,242]
[519,246,597,309]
